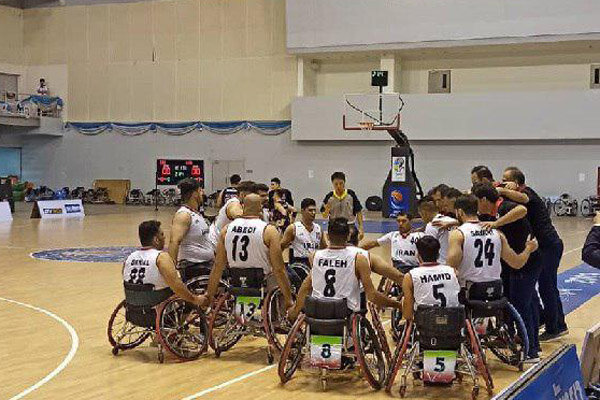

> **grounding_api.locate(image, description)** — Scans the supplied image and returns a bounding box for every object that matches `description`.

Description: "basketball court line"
[0,297,79,400]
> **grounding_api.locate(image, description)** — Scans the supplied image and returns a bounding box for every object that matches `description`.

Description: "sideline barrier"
[31,200,85,219]
[0,201,12,222]
[493,344,588,400]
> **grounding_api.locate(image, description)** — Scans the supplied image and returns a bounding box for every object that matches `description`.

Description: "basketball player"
[216,174,241,208]
[288,218,402,320]
[168,179,214,282]
[440,187,463,219]
[428,183,450,210]
[419,196,458,264]
[255,183,271,223]
[281,198,326,265]
[202,194,293,308]
[124,220,203,306]
[401,236,461,322]
[446,195,538,289]
[209,181,256,248]
[361,212,424,273]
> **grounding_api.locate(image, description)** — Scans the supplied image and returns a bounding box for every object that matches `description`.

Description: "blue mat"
[558,263,600,314]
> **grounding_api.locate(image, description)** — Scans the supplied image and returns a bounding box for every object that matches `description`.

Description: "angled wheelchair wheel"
[485,303,528,369]
[156,298,208,361]
[466,319,494,395]
[553,199,567,216]
[368,302,392,365]
[581,199,594,217]
[352,313,386,390]
[208,293,243,355]
[107,300,151,351]
[264,288,292,353]
[278,314,307,384]
[385,322,413,393]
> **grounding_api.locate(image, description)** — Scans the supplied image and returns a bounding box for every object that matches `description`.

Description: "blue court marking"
[31,246,138,263]
[558,263,600,314]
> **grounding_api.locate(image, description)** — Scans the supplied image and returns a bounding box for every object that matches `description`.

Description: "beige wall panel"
[88,5,110,63]
[153,1,176,61]
[23,9,48,65]
[129,2,153,63]
[67,63,89,120]
[154,61,176,121]
[87,63,110,120]
[176,59,200,120]
[245,57,271,119]
[200,0,223,31]
[271,0,286,55]
[108,4,131,63]
[108,63,132,121]
[46,9,66,64]
[247,26,272,57]
[199,29,222,59]
[130,61,154,121]
[175,0,200,60]
[223,28,246,59]
[221,58,246,120]
[271,56,296,119]
[0,6,23,65]
[65,7,88,64]
[224,0,246,27]
[199,58,222,120]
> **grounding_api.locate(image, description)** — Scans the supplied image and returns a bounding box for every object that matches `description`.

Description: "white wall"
[287,0,600,52]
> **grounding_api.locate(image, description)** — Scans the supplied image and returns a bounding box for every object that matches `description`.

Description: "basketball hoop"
[359,121,375,131]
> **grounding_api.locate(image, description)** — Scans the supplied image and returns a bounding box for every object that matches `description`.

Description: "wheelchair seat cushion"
[466,280,503,301]
[305,317,347,336]
[124,283,173,307]
[466,297,508,318]
[228,267,265,289]
[125,304,157,329]
[415,305,465,350]
[305,296,351,320]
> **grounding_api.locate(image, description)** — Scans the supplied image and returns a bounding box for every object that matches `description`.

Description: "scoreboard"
[156,159,204,186]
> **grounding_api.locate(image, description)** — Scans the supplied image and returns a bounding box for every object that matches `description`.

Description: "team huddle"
[122,164,566,386]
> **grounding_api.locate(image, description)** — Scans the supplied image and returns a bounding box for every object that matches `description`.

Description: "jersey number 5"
[232,235,250,262]
[432,283,447,307]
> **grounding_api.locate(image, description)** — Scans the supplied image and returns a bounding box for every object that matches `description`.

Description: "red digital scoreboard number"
[156,159,203,186]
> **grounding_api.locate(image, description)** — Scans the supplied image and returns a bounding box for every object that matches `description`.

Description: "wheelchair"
[207,268,291,364]
[107,282,208,363]
[278,296,388,391]
[386,305,493,399]
[463,280,529,371]
[377,262,417,342]
[553,193,578,217]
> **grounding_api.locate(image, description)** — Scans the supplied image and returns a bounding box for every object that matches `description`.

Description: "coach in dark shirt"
[501,167,568,342]
[268,177,294,208]
[473,183,542,361]
[583,213,600,268]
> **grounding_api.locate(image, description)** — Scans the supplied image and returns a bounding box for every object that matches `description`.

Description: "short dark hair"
[178,178,201,202]
[396,211,414,220]
[139,220,161,247]
[237,181,256,194]
[454,195,479,216]
[417,195,438,212]
[472,165,494,182]
[271,177,281,185]
[255,183,269,193]
[230,174,242,185]
[331,172,346,182]
[347,224,359,246]
[472,183,499,203]
[416,236,440,263]
[442,187,462,199]
[40,78,45,82]
[505,167,526,185]
[301,198,316,210]
[429,184,450,196]
[328,217,350,242]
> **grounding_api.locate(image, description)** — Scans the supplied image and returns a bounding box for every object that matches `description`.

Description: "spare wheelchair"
[386,305,494,399]
[463,280,529,371]
[207,268,291,364]
[278,296,388,391]
[107,282,208,363]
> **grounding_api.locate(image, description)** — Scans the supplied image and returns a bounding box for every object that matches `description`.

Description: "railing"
[0,91,63,119]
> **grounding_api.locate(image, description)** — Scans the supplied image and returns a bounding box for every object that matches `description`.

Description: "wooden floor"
[1,203,598,400]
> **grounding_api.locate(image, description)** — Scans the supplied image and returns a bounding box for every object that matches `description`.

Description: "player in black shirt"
[473,183,542,361]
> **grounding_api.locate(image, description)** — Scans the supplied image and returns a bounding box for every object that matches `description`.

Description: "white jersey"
[410,264,461,309]
[377,231,424,266]
[123,248,168,290]
[210,197,241,245]
[457,222,502,286]
[225,218,271,274]
[312,247,362,312]
[425,214,458,264]
[176,206,214,263]
[291,221,322,259]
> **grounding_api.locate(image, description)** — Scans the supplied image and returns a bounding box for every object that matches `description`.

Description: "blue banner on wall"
[388,185,412,217]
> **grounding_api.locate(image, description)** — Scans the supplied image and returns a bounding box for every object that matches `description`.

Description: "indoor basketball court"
[1,1,600,400]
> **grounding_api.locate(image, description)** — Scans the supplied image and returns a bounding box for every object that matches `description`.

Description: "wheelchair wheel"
[466,319,494,395]
[581,199,594,217]
[385,322,413,393]
[278,314,307,384]
[553,199,567,216]
[264,288,292,353]
[368,302,392,365]
[289,262,309,284]
[208,293,243,355]
[485,303,528,369]
[156,298,208,361]
[107,300,151,350]
[352,313,386,390]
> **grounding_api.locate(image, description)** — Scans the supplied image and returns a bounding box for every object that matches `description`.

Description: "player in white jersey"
[418,196,459,264]
[447,195,538,288]
[288,218,402,320]
[361,212,424,273]
[281,198,327,265]
[209,181,256,247]
[202,194,293,308]
[168,179,214,282]
[402,236,461,321]
[123,220,203,305]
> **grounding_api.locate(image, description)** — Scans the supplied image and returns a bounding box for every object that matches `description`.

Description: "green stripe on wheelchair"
[236,296,261,305]
[311,335,343,346]
[424,350,457,359]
